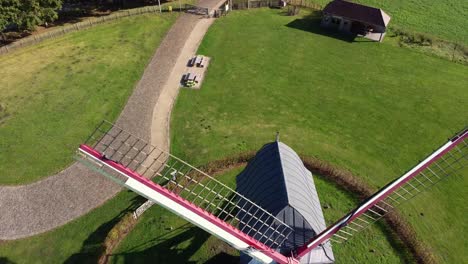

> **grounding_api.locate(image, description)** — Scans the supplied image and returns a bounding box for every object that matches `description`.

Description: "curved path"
[0,4,220,240]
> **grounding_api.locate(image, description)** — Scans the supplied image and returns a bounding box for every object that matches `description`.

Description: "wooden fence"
[0,5,181,55]
[1,0,322,55]
[286,0,322,10]
[232,0,322,10]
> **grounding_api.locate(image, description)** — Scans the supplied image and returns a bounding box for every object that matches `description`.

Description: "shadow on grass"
[374,220,414,263]
[107,225,213,263]
[205,252,239,264]
[285,12,357,43]
[309,170,414,263]
[63,191,146,264]
[0,257,16,264]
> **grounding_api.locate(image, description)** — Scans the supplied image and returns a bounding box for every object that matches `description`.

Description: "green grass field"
[312,0,468,44]
[0,190,143,263]
[169,9,467,262]
[0,13,177,185]
[0,166,409,264]
[0,5,466,264]
[111,168,411,263]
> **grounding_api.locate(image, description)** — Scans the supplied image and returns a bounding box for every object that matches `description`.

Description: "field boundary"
[231,0,322,10]
[0,12,207,240]
[100,152,436,263]
[0,5,183,55]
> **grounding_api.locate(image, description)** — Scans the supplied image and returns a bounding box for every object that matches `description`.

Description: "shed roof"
[323,0,391,27]
[236,141,334,263]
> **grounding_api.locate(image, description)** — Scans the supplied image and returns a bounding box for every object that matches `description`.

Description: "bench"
[194,56,202,65]
[199,57,206,68]
[182,73,191,83]
[188,74,198,82]
[196,56,204,67]
[188,57,196,67]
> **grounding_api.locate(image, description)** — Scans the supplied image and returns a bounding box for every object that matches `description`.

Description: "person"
[279,0,287,8]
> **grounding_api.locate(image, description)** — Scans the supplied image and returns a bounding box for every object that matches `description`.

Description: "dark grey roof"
[323,0,391,27]
[236,141,334,263]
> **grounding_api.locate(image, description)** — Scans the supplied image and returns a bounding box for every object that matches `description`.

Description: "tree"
[0,0,20,41]
[0,0,20,30]
[0,0,63,32]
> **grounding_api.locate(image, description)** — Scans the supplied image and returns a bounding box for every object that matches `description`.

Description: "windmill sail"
[75,121,296,264]
[295,128,468,259]
[76,121,466,264]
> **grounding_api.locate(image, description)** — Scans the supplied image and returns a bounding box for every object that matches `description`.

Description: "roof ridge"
[324,0,390,27]
[275,141,290,204]
[342,0,381,11]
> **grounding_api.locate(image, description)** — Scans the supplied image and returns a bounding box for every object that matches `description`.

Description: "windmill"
[75,121,467,263]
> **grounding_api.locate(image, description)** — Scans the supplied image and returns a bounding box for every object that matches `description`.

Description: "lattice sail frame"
[75,121,295,264]
[295,128,468,259]
[76,120,466,263]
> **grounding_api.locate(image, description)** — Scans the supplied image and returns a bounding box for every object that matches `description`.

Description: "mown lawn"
[0,12,177,185]
[0,190,142,263]
[312,0,468,44]
[0,165,409,263]
[0,7,465,264]
[169,9,467,263]
[111,168,411,263]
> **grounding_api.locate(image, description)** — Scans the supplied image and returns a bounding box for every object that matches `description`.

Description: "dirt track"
[0,3,220,240]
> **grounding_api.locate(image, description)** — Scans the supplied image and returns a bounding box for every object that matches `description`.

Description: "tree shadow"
[107,225,211,263]
[64,191,146,264]
[205,252,239,264]
[285,12,357,43]
[374,220,414,263]
[0,257,16,264]
[55,0,177,27]
[103,191,240,264]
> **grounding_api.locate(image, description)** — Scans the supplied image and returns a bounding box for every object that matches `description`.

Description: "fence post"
[1,5,168,55]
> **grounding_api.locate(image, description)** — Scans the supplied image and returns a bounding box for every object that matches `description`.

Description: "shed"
[236,141,334,264]
[321,0,391,42]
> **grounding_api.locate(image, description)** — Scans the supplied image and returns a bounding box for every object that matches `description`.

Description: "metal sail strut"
[75,121,296,264]
[76,120,466,263]
[295,128,468,259]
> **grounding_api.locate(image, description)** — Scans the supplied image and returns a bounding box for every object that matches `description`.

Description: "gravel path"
[0,2,221,240]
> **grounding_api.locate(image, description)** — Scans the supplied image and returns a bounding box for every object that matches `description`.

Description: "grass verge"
[170,8,467,263]
[0,190,143,263]
[0,153,437,264]
[0,13,177,184]
[109,161,412,263]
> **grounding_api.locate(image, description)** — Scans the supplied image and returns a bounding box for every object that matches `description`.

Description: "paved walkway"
[0,3,220,240]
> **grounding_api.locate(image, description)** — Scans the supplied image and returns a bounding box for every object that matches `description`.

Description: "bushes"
[391,27,435,46]
[390,26,467,64]
[203,153,437,263]
[0,0,63,32]
[99,213,137,263]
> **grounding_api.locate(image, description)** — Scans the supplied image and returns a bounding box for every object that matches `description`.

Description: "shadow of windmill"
[63,189,239,264]
[0,257,16,264]
[104,192,240,263]
[64,191,146,264]
[106,224,239,264]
